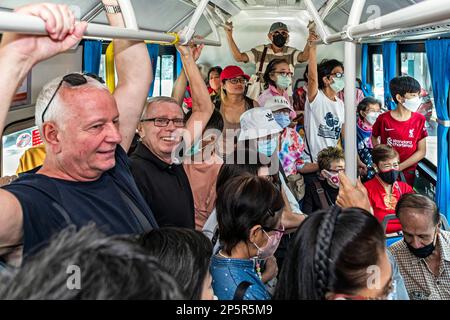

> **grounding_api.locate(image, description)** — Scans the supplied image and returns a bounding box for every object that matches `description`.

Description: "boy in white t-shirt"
[304,41,345,162]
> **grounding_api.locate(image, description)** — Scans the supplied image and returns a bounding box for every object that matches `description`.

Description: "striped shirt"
[245,44,302,75]
[389,231,450,300]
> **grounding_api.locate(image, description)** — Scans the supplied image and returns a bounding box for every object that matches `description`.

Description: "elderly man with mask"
[0,2,158,265]
[389,193,450,300]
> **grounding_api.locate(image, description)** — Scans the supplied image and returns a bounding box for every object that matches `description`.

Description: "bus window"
[2,126,43,176]
[153,55,174,97]
[400,51,437,167]
[372,53,384,104]
[153,56,161,97]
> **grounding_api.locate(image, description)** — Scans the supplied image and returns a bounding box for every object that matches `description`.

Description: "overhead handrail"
[306,0,450,44]
[178,0,211,44]
[0,11,221,47]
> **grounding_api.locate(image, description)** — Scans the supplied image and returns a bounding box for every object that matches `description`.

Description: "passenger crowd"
[0,2,449,301]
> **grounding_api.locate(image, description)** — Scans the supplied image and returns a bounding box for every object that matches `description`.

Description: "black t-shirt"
[3,145,158,256]
[302,177,339,215]
[129,142,195,229]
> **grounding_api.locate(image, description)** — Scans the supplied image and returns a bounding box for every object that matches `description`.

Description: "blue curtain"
[425,39,450,220]
[176,51,183,78]
[360,44,373,97]
[82,40,102,76]
[147,43,160,97]
[382,42,397,110]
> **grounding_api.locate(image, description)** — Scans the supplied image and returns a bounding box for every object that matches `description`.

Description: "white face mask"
[365,111,380,126]
[402,96,421,112]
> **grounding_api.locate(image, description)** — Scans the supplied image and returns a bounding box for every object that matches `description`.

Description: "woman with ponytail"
[274,206,393,300]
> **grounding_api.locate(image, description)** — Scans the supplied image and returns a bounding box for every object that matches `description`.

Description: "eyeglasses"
[41,73,105,123]
[262,224,285,236]
[140,117,186,128]
[272,71,293,77]
[329,72,344,79]
[227,78,247,85]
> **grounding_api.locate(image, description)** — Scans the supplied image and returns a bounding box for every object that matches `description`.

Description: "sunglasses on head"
[41,73,105,123]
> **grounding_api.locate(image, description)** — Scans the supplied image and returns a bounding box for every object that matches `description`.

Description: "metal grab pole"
[117,0,139,30]
[348,0,450,39]
[178,0,210,44]
[344,0,366,183]
[315,0,450,44]
[0,11,221,46]
[304,0,331,44]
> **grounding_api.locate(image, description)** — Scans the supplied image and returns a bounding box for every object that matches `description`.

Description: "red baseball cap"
[220,65,250,82]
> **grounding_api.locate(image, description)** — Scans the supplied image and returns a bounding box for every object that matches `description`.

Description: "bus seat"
[386,236,403,247]
[382,214,397,233]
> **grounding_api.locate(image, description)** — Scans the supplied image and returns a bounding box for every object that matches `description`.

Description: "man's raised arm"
[102,0,152,152]
[178,44,213,147]
[0,3,85,254]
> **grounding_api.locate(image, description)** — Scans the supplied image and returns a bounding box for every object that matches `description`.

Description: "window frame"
[1,117,37,176]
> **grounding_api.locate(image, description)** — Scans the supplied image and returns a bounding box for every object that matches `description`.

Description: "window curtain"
[176,50,183,78]
[147,43,160,97]
[425,39,450,220]
[382,42,397,110]
[82,40,103,76]
[360,44,373,97]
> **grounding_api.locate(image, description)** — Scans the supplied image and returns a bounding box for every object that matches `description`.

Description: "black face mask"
[378,169,399,184]
[405,229,438,259]
[272,33,287,48]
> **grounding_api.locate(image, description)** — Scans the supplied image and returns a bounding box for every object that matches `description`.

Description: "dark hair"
[317,147,344,171]
[216,175,284,255]
[371,144,399,165]
[0,225,183,300]
[303,65,309,82]
[185,109,224,133]
[208,66,222,80]
[274,206,386,300]
[357,97,382,120]
[317,59,344,89]
[263,58,290,89]
[216,148,271,192]
[138,227,212,300]
[396,193,440,226]
[389,76,421,104]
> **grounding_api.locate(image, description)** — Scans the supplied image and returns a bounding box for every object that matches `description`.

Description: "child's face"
[398,91,420,103]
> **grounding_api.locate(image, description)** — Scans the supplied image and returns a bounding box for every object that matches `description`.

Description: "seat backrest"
[382,214,397,233]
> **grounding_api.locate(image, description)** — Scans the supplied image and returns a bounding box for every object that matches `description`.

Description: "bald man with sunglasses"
[0,2,158,266]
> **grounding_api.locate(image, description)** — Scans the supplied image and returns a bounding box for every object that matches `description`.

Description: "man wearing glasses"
[0,2,158,265]
[129,45,214,229]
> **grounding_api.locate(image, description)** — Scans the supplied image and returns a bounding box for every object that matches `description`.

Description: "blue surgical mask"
[257,136,278,157]
[330,76,345,93]
[276,74,292,90]
[273,112,291,128]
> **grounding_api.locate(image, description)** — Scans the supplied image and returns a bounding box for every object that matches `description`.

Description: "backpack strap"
[258,46,268,75]
[233,281,252,300]
[313,179,331,210]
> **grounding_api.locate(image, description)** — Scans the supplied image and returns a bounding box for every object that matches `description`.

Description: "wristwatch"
[104,4,121,14]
